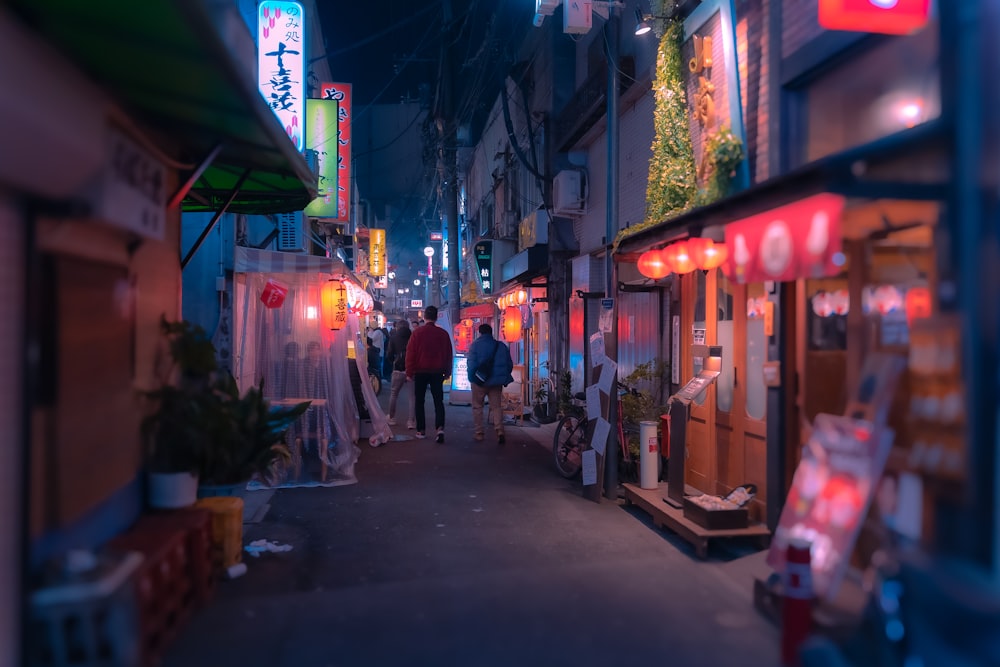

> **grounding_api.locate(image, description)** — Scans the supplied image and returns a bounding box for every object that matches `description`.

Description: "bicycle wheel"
[553,414,585,478]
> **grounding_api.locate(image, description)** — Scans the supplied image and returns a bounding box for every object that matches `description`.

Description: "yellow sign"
[369,228,386,276]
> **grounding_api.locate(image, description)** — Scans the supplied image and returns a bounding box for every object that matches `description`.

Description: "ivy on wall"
[615,9,744,249]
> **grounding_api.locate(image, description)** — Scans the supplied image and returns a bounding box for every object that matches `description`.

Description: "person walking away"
[405,305,453,442]
[386,321,416,429]
[467,324,514,445]
[369,325,386,374]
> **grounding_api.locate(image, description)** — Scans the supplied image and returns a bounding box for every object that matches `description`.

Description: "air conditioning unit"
[536,0,559,16]
[277,211,307,252]
[553,170,587,217]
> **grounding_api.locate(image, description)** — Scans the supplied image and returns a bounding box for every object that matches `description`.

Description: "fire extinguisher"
[781,538,815,666]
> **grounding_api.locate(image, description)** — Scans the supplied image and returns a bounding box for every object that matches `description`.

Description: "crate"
[194,496,244,570]
[28,551,144,667]
[108,525,194,666]
[682,497,749,530]
[126,510,216,606]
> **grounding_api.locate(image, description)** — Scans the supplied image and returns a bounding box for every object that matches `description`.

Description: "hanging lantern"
[905,286,932,327]
[516,288,527,305]
[689,238,729,271]
[637,249,670,279]
[320,279,349,330]
[669,241,696,274]
[502,306,522,342]
[454,322,474,353]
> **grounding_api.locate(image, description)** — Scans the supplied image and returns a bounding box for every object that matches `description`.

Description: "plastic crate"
[108,525,194,666]
[125,510,216,606]
[194,496,244,570]
[29,551,144,667]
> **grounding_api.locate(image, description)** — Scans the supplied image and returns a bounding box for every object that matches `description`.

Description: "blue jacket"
[466,334,514,387]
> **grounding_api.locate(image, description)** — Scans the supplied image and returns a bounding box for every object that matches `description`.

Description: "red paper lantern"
[502,306,522,342]
[454,322,474,353]
[260,278,289,309]
[320,279,348,330]
[669,241,696,274]
[637,249,670,279]
[689,238,729,271]
[905,286,932,327]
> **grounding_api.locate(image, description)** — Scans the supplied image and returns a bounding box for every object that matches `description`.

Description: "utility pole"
[442,0,461,329]
[603,9,621,500]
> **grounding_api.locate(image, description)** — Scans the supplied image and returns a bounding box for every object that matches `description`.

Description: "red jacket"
[405,322,453,375]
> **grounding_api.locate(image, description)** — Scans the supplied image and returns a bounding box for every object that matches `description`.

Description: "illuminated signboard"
[370,228,386,276]
[474,241,493,294]
[410,299,423,308]
[317,82,352,222]
[451,354,471,392]
[258,1,305,151]
[818,0,931,35]
[303,98,339,218]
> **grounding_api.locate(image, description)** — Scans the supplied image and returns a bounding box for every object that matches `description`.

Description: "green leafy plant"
[695,125,745,205]
[141,317,309,484]
[619,359,672,456]
[556,370,575,418]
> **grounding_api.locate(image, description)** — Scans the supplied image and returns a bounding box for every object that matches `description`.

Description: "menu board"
[767,413,894,600]
[674,369,720,402]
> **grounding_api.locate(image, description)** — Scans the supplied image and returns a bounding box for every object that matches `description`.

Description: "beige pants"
[471,383,503,436]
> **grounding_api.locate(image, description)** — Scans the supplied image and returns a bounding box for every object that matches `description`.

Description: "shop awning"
[615,121,950,260]
[11,0,318,215]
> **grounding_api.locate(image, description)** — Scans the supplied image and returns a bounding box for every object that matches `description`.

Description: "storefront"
[618,1,1000,601]
[2,1,317,662]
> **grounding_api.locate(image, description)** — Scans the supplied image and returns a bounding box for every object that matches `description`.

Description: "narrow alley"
[163,396,778,667]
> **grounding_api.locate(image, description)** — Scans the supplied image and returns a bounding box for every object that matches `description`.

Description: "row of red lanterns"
[636,238,729,280]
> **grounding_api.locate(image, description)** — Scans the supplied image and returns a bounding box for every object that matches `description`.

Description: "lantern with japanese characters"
[320,279,348,330]
[502,306,522,342]
[454,321,474,353]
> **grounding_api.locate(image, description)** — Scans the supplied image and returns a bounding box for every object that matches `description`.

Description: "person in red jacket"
[405,305,454,442]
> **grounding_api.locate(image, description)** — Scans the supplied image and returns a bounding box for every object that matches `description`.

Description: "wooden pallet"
[623,482,771,559]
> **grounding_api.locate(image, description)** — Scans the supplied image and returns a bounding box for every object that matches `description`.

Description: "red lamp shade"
[320,279,348,330]
[688,238,729,271]
[669,241,696,274]
[637,249,670,279]
[905,286,932,328]
[502,306,522,342]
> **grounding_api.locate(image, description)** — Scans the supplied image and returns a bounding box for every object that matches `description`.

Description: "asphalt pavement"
[163,388,779,667]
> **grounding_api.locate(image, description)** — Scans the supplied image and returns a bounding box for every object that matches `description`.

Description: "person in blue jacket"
[466,323,514,444]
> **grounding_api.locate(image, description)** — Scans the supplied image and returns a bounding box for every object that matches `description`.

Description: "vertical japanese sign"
[303,98,339,218]
[369,229,386,276]
[258,1,305,151]
[474,241,493,294]
[317,82,352,223]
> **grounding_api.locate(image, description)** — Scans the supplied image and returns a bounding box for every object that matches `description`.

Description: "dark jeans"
[413,372,445,433]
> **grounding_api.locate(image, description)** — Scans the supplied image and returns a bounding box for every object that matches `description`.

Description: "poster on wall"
[767,413,894,600]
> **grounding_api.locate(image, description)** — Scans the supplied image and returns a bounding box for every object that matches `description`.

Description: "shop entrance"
[683,268,769,522]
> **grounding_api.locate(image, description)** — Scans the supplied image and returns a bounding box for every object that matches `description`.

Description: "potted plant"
[141,317,310,505]
[141,318,219,508]
[196,374,309,496]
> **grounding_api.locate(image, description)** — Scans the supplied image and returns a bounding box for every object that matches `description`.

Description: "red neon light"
[818,0,931,36]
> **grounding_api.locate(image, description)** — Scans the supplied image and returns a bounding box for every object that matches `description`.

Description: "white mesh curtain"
[234,271,383,488]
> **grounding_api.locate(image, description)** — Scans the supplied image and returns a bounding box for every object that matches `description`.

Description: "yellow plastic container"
[194,496,244,569]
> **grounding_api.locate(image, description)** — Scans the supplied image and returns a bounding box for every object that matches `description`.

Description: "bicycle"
[552,391,588,478]
[551,381,642,480]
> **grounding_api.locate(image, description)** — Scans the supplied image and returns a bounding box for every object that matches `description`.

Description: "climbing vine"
[615,13,744,249]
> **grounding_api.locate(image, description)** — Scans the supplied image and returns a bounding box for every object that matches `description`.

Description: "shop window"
[716,270,735,413]
[746,283,767,421]
[807,282,848,351]
[693,270,707,405]
[800,25,939,165]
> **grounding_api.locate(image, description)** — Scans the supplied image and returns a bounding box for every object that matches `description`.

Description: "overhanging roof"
[11,0,318,214]
[615,121,951,259]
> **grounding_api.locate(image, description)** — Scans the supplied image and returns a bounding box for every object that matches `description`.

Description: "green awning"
[11,0,318,214]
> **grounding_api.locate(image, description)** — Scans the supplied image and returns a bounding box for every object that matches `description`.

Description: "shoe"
[435,429,445,443]
[414,431,426,439]
[497,433,505,445]
[388,417,397,426]
[407,422,416,430]
[474,433,484,441]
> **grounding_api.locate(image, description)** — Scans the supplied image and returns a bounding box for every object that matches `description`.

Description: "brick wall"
[736,0,771,182]
[783,0,824,59]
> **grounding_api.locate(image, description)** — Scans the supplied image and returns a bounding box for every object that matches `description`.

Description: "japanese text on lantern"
[258,1,305,151]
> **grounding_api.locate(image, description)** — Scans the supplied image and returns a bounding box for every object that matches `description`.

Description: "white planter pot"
[148,472,199,509]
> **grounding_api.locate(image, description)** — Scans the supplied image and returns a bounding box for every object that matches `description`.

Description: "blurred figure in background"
[385,320,415,428]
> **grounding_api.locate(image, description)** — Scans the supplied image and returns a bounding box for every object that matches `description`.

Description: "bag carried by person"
[473,342,499,386]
